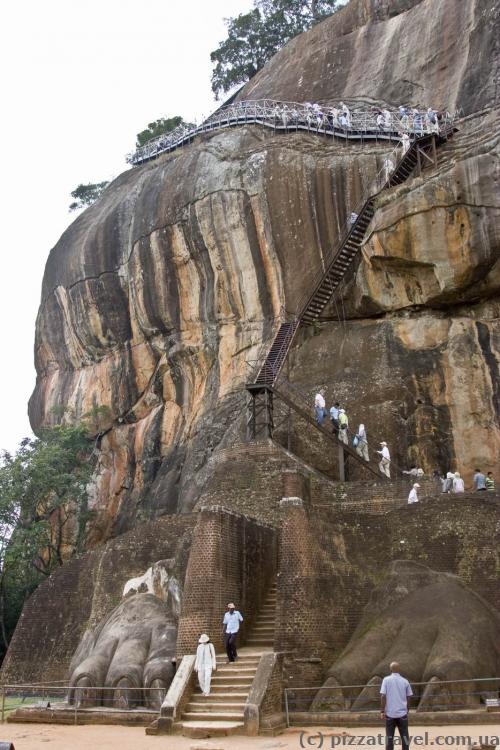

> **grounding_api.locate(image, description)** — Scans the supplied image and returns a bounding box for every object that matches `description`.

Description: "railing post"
[338,445,346,482]
[1,685,5,723]
[285,688,290,728]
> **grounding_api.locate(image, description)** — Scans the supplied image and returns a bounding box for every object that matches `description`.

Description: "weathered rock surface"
[313,560,500,711]
[30,0,500,541]
[237,0,500,116]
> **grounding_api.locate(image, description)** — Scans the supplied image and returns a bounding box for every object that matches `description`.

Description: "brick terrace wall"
[1,515,195,684]
[276,491,500,691]
[176,506,277,658]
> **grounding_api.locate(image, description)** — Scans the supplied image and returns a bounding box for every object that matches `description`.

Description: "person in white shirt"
[194,633,217,696]
[407,482,420,504]
[380,661,413,750]
[222,602,243,662]
[453,472,465,493]
[314,389,326,425]
[377,442,391,478]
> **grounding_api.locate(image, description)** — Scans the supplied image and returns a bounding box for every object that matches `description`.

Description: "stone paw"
[68,593,176,710]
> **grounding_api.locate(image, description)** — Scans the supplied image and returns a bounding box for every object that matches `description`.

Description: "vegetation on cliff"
[0,424,94,661]
[210,0,340,96]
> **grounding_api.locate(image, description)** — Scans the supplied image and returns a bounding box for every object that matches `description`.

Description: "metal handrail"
[127,100,455,165]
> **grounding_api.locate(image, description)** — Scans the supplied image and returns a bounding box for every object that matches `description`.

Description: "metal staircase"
[246,127,455,475]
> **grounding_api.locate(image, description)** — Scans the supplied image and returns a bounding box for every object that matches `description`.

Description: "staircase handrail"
[293,135,418,316]
[273,374,407,477]
[127,100,455,165]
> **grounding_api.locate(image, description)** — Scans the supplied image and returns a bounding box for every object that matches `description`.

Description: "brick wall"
[176,506,277,658]
[276,487,500,691]
[1,515,195,684]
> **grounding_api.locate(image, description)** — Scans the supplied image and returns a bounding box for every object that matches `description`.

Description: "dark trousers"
[386,716,409,750]
[224,632,238,661]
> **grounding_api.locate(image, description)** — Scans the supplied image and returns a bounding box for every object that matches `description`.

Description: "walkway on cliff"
[246,125,456,481]
[127,99,455,165]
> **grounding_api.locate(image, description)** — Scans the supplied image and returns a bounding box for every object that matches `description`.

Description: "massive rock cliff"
[30,0,500,544]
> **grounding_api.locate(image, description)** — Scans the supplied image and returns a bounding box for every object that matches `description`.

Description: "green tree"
[0,425,94,658]
[69,181,109,212]
[136,115,195,148]
[210,0,341,98]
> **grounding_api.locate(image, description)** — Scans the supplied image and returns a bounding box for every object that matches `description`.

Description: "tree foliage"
[69,181,109,212]
[0,424,94,658]
[136,115,195,148]
[210,0,341,98]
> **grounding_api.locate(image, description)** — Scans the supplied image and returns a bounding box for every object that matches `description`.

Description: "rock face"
[30,0,500,543]
[237,0,500,117]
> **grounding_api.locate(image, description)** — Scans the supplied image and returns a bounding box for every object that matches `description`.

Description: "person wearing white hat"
[377,442,391,478]
[195,634,217,696]
[408,483,420,504]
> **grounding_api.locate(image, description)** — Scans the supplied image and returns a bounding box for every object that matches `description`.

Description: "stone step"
[216,660,257,677]
[209,685,251,694]
[210,678,253,687]
[186,701,246,712]
[178,720,245,737]
[192,691,249,701]
[246,641,273,647]
[183,711,244,722]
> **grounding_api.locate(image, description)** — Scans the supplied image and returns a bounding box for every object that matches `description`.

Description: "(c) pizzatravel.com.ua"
[298,732,500,747]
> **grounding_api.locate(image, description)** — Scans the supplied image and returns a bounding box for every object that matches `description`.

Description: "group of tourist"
[132,99,453,164]
[314,389,392,477]
[439,468,495,493]
[194,602,243,696]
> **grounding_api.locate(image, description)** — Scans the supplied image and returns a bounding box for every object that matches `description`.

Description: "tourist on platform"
[474,468,487,491]
[442,471,454,493]
[486,472,495,491]
[195,634,217,696]
[330,107,340,128]
[377,442,391,478]
[330,402,340,433]
[338,408,349,445]
[383,157,395,182]
[380,661,413,750]
[340,102,351,127]
[412,108,422,133]
[315,389,327,424]
[339,112,349,129]
[408,483,420,504]
[223,602,243,663]
[452,472,465,493]
[355,423,369,461]
[376,112,385,130]
[399,106,409,128]
[384,109,393,129]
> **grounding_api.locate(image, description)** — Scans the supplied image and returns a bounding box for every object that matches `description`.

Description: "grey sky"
[0,0,251,453]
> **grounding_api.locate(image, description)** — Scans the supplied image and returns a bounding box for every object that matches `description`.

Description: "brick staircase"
[177,583,277,737]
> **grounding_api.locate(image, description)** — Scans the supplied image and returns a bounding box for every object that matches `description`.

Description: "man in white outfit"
[377,442,391,478]
[407,483,420,504]
[380,661,413,750]
[195,633,217,696]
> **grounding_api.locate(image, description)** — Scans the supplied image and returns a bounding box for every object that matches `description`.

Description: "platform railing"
[127,99,455,165]
[284,677,500,726]
[0,683,164,723]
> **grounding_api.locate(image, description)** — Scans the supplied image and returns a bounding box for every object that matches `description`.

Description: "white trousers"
[356,441,369,461]
[379,458,391,478]
[198,667,213,696]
